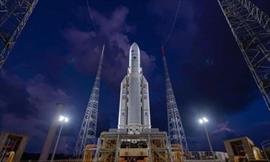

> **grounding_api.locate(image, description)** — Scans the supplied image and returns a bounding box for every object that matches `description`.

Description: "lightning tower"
[0,0,38,69]
[74,45,105,157]
[161,47,188,153]
[218,0,270,111]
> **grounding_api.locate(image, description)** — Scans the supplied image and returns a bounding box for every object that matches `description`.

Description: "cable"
[86,0,97,31]
[162,0,183,47]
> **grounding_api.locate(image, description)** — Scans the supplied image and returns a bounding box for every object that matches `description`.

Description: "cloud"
[26,74,71,119]
[0,71,72,152]
[0,71,34,119]
[146,0,260,115]
[1,113,44,152]
[212,121,234,135]
[63,7,156,88]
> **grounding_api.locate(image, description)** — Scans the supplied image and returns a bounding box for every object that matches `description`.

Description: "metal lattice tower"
[0,0,38,69]
[161,47,188,152]
[74,45,105,157]
[218,0,270,111]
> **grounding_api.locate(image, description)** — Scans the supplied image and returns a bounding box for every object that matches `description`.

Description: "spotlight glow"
[198,117,209,124]
[58,115,69,123]
[202,117,208,123]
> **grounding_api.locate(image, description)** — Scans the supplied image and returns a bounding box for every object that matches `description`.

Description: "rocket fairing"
[118,43,151,134]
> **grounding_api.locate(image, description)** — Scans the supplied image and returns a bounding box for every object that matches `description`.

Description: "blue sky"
[0,0,270,154]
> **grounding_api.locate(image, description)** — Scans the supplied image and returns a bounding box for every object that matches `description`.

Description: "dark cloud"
[0,0,269,154]
[146,0,258,116]
[63,7,155,88]
[0,71,73,152]
[0,71,34,119]
[26,74,71,119]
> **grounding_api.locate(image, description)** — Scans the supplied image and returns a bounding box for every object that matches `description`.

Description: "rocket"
[118,42,151,134]
[128,43,142,127]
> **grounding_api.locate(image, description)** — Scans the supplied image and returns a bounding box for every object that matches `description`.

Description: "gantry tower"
[0,0,38,69]
[218,0,270,111]
[74,45,105,157]
[161,47,188,153]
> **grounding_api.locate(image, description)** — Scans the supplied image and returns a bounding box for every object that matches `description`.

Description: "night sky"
[0,0,270,154]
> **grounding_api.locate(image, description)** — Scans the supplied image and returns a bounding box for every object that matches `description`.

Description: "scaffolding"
[0,0,38,68]
[218,0,270,111]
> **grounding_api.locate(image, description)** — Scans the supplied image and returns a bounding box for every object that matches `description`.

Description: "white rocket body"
[118,43,151,134]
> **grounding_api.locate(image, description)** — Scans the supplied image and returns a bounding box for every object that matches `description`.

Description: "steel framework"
[94,130,172,162]
[161,47,188,153]
[74,45,105,157]
[218,0,270,111]
[0,0,38,69]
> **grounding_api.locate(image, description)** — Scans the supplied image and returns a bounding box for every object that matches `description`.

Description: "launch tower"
[218,0,270,111]
[0,0,38,69]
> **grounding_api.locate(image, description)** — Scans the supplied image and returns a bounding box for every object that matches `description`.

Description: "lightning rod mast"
[161,47,189,153]
[74,45,105,157]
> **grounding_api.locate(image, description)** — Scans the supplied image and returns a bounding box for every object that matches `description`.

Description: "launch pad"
[94,129,178,162]
[79,43,184,162]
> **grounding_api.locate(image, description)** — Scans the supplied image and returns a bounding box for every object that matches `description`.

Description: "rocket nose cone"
[130,42,140,55]
[131,42,139,50]
[129,42,141,69]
